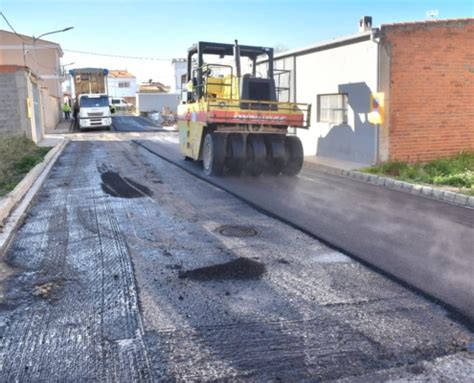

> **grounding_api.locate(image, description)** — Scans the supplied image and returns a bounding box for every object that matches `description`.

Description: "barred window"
[317,94,348,124]
[118,81,130,88]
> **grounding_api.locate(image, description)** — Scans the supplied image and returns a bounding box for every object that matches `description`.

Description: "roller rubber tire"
[283,136,304,176]
[246,135,266,176]
[226,134,246,176]
[265,135,286,175]
[202,133,226,176]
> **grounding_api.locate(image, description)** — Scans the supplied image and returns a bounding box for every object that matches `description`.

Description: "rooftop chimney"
[359,16,372,32]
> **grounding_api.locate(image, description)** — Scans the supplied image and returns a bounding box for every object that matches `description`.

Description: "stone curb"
[305,162,474,209]
[0,139,68,256]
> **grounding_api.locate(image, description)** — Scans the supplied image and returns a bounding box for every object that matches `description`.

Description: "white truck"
[70,68,113,130]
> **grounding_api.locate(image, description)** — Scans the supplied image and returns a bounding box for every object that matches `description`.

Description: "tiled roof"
[108,70,136,78]
[139,84,171,93]
[138,81,170,93]
[0,65,27,73]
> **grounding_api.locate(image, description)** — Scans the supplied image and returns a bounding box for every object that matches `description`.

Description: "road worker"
[63,103,71,120]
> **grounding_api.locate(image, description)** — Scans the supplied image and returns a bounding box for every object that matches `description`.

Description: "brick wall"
[382,19,474,162]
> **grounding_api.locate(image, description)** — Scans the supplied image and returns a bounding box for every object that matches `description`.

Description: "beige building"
[0,29,64,138]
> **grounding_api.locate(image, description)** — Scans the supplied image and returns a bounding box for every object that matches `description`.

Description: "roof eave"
[380,17,474,30]
[258,30,374,63]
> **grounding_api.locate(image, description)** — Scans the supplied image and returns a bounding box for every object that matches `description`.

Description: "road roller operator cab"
[177,41,311,176]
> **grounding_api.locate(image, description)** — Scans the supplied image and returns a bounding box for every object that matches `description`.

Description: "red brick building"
[258,18,473,164]
[379,19,474,162]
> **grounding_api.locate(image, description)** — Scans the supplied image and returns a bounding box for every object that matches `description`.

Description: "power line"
[0,11,29,41]
[1,11,69,75]
[1,11,178,63]
[64,48,173,61]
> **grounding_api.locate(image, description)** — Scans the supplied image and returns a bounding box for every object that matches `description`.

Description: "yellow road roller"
[177,41,310,176]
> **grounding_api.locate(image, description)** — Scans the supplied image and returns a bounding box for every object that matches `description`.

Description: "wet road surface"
[0,138,473,381]
[132,132,474,322]
[112,116,166,132]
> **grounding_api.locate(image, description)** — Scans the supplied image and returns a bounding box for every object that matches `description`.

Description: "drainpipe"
[371,28,381,165]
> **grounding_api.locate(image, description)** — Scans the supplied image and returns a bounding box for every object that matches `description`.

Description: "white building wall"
[294,39,378,163]
[107,77,138,98]
[171,59,187,93]
[136,93,180,114]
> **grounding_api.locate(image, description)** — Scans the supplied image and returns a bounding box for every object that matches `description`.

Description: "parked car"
[109,97,131,109]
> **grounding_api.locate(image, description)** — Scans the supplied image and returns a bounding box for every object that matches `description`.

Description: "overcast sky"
[1,0,473,84]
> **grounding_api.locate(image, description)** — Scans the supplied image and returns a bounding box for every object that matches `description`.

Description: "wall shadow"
[316,82,376,165]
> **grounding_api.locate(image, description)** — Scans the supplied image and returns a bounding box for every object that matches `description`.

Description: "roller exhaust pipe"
[234,40,242,98]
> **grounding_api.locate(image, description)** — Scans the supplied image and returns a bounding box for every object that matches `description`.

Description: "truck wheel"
[283,136,304,176]
[226,134,246,176]
[245,135,266,176]
[203,133,226,176]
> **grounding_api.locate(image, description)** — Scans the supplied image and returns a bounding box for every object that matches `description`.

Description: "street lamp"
[31,26,74,75]
[33,26,74,43]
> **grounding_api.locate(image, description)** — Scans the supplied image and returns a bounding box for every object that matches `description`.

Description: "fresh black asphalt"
[114,117,473,323]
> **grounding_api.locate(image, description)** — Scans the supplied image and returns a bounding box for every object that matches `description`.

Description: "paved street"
[112,115,166,132]
[115,116,474,322]
[0,124,473,380]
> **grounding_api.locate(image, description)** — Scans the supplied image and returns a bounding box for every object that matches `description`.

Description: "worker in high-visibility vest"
[62,103,71,120]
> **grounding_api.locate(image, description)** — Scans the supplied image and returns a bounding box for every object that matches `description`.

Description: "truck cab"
[78,94,113,130]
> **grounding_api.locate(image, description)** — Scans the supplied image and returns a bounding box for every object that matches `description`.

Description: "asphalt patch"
[179,257,265,281]
[101,171,152,198]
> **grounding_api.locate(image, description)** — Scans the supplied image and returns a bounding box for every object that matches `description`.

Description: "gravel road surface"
[0,136,472,381]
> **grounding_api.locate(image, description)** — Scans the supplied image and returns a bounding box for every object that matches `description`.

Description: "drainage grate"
[217,225,258,238]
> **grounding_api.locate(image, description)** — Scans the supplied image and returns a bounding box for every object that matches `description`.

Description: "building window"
[118,81,130,88]
[317,93,348,124]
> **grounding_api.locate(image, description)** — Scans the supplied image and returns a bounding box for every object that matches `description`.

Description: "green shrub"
[433,171,474,187]
[0,137,51,196]
[364,151,474,191]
